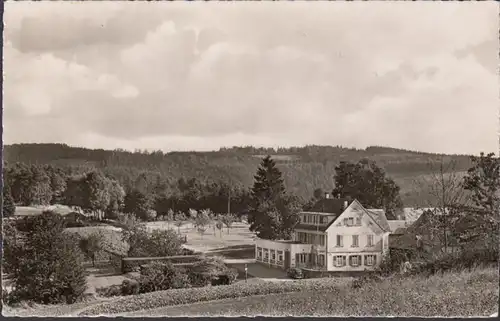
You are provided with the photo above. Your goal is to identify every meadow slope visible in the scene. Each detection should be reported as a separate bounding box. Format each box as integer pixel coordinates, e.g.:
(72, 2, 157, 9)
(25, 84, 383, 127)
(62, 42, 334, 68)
(80, 268, 498, 317)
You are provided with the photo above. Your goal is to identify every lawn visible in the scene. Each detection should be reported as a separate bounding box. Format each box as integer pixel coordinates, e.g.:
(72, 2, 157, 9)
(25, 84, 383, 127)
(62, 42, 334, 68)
(65, 226, 128, 255)
(118, 268, 498, 317)
(14, 205, 73, 217)
(145, 221, 256, 253)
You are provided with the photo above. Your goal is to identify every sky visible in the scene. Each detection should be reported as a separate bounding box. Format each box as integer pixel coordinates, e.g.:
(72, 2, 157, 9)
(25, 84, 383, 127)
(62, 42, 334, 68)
(3, 2, 499, 156)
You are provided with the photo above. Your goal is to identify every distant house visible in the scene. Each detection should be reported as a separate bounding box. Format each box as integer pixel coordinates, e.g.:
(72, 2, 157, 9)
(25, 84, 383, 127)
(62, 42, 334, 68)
(389, 208, 461, 258)
(255, 197, 391, 272)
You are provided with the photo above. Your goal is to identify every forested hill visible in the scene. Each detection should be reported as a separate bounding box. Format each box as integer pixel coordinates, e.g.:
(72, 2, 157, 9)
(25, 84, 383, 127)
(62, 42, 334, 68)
(3, 143, 474, 207)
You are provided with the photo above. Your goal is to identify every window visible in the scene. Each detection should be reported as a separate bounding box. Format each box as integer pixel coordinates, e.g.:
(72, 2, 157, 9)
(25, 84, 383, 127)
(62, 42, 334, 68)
(264, 249, 269, 260)
(352, 235, 359, 247)
(257, 247, 262, 260)
(271, 250, 276, 260)
(350, 255, 361, 267)
(336, 235, 343, 247)
(364, 255, 376, 266)
(343, 218, 348, 226)
(356, 217, 361, 226)
(297, 253, 307, 263)
(277, 251, 283, 262)
(319, 254, 325, 267)
(334, 255, 346, 267)
(320, 235, 325, 246)
(367, 235, 374, 247)
(302, 215, 306, 223)
(348, 218, 354, 226)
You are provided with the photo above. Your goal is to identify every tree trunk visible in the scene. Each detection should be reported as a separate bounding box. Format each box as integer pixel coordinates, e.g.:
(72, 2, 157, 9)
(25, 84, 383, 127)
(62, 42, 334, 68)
(92, 254, 96, 267)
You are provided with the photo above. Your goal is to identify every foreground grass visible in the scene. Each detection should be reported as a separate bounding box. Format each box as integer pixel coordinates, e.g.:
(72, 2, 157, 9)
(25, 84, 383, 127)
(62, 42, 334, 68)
(78, 278, 352, 316)
(100, 268, 498, 317)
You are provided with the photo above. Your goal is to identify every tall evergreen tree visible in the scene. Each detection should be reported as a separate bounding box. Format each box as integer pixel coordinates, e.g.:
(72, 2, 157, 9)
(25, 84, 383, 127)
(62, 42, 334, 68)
(248, 156, 300, 240)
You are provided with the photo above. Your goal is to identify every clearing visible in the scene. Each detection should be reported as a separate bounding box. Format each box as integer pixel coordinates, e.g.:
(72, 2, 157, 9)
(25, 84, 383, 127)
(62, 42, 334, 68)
(145, 221, 256, 253)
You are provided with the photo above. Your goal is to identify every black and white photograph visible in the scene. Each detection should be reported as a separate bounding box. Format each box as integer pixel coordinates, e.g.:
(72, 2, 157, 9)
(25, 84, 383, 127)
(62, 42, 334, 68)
(2, 1, 499, 317)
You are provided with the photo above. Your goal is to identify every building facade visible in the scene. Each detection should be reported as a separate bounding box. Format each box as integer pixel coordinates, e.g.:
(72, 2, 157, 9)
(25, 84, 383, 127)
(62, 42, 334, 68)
(255, 198, 391, 272)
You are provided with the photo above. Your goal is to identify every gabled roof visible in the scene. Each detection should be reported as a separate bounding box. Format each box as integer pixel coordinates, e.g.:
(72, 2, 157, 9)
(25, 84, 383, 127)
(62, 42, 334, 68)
(365, 209, 391, 233)
(387, 220, 408, 233)
(403, 207, 434, 223)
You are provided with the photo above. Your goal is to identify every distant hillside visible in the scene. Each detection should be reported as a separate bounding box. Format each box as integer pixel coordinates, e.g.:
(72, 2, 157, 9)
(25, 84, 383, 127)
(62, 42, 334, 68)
(3, 143, 474, 207)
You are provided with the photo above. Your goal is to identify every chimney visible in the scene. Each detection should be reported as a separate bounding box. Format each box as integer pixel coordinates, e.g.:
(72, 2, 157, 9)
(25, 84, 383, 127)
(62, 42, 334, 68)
(325, 193, 330, 199)
(343, 200, 348, 210)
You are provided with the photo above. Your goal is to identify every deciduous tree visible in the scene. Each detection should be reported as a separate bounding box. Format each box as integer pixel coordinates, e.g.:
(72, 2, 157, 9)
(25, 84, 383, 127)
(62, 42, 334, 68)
(332, 159, 403, 219)
(461, 152, 500, 250)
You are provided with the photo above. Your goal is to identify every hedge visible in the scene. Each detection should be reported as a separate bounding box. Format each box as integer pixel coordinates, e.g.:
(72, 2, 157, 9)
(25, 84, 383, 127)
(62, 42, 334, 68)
(121, 255, 202, 273)
(79, 278, 351, 316)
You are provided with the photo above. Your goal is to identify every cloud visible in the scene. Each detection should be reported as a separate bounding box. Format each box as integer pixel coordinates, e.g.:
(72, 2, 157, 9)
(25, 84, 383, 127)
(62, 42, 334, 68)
(3, 2, 498, 155)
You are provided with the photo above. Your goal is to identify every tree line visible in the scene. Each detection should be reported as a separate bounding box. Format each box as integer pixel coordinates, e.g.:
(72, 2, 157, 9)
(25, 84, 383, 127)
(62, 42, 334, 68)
(3, 163, 252, 221)
(4, 143, 475, 206)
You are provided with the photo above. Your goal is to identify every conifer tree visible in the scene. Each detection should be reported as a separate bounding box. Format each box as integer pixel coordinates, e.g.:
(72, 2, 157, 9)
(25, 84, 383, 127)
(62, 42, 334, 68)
(248, 156, 301, 239)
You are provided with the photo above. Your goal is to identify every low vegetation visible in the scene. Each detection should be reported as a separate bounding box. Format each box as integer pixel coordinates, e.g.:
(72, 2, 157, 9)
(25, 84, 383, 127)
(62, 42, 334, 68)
(96, 256, 239, 298)
(124, 268, 498, 317)
(79, 278, 352, 316)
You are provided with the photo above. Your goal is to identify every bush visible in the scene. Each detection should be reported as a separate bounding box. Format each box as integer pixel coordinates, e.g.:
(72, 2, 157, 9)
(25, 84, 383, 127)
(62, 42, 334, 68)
(412, 247, 499, 276)
(79, 278, 351, 316)
(138, 262, 191, 294)
(121, 280, 140, 296)
(351, 273, 383, 289)
(187, 256, 237, 287)
(96, 284, 122, 298)
(6, 212, 88, 305)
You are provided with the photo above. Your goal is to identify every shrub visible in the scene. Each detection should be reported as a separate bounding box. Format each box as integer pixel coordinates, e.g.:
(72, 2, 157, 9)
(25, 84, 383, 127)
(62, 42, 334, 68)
(138, 262, 191, 294)
(351, 273, 383, 289)
(96, 284, 122, 298)
(6, 212, 88, 305)
(120, 280, 140, 296)
(187, 256, 237, 287)
(412, 247, 499, 276)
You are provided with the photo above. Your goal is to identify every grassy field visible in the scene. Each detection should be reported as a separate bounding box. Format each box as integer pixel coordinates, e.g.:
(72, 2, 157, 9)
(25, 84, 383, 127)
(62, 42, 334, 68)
(14, 205, 73, 217)
(65, 226, 128, 255)
(120, 268, 498, 317)
(145, 221, 256, 253)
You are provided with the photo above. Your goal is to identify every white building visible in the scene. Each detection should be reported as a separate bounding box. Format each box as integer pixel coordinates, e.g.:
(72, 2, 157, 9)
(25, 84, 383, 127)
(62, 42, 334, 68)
(255, 197, 392, 272)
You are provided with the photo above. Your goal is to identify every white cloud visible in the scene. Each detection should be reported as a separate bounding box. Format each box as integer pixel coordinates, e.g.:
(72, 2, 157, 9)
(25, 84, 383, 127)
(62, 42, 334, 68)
(3, 2, 498, 155)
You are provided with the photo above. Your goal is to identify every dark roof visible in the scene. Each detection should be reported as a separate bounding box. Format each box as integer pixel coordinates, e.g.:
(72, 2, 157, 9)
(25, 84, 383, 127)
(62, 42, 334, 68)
(296, 198, 350, 232)
(307, 198, 349, 214)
